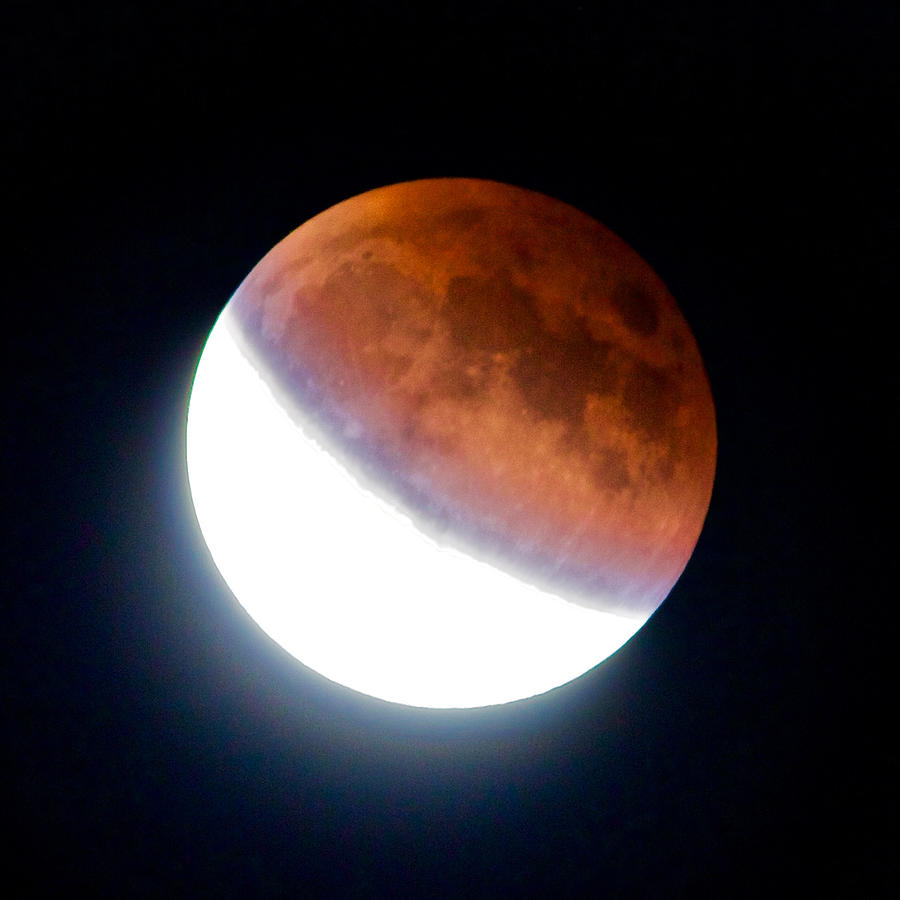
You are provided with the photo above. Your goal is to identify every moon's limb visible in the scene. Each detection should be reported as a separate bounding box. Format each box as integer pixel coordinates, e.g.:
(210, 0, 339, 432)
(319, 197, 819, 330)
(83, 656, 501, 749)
(187, 312, 644, 709)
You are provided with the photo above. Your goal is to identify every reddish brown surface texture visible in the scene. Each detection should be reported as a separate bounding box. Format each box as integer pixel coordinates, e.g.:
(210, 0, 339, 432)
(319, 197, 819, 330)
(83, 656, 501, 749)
(228, 179, 717, 617)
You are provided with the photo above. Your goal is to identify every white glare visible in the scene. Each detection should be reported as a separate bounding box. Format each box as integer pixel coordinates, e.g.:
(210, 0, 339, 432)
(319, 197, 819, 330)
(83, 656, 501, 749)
(186, 311, 644, 708)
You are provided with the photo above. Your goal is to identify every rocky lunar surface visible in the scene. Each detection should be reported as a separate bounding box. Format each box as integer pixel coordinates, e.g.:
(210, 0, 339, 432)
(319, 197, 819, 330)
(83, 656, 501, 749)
(227, 179, 717, 618)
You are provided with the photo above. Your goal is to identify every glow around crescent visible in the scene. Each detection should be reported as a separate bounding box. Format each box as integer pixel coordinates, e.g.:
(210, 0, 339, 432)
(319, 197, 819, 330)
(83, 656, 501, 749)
(186, 309, 645, 709)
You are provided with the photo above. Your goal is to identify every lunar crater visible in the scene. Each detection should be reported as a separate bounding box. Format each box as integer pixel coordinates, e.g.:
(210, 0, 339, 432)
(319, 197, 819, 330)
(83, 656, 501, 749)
(611, 279, 661, 336)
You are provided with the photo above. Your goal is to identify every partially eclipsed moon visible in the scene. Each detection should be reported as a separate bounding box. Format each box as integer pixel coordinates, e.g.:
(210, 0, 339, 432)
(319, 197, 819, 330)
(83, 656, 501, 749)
(186, 178, 716, 709)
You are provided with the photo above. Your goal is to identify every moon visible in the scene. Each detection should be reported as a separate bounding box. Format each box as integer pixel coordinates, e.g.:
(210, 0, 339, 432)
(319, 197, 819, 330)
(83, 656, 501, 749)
(186, 178, 716, 708)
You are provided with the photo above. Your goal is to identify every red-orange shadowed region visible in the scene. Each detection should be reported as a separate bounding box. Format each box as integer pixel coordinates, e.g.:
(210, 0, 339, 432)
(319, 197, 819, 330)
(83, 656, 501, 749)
(227, 179, 716, 618)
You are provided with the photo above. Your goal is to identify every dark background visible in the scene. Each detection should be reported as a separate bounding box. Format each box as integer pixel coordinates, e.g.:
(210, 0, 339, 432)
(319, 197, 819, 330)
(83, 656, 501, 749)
(6, 1, 895, 895)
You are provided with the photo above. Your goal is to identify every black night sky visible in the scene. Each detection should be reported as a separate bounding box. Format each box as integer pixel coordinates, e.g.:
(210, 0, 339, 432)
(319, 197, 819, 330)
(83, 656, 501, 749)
(7, 2, 894, 895)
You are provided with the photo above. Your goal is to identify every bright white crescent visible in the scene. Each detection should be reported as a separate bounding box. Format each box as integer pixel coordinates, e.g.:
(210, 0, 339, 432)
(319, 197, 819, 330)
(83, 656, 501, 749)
(186, 308, 644, 709)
